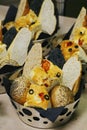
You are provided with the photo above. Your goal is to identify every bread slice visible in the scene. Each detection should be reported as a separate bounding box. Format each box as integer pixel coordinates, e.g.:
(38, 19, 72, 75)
(23, 43, 42, 78)
(7, 27, 32, 66)
(15, 0, 29, 21)
(62, 56, 82, 95)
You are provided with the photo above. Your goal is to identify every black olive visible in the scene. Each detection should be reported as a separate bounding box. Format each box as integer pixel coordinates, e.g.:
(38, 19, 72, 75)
(74, 45, 79, 48)
(29, 89, 34, 94)
(68, 48, 72, 52)
(44, 95, 49, 100)
(56, 72, 61, 77)
(80, 31, 84, 35)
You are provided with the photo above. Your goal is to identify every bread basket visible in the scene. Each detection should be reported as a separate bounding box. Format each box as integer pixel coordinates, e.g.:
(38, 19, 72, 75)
(3, 46, 83, 128)
(3, 73, 82, 129)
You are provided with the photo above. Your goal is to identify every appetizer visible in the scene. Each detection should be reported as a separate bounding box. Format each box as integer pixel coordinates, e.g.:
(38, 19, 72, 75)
(70, 7, 87, 54)
(10, 43, 82, 109)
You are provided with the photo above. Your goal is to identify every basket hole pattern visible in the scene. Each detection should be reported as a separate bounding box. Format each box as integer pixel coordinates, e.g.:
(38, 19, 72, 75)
(11, 99, 80, 127)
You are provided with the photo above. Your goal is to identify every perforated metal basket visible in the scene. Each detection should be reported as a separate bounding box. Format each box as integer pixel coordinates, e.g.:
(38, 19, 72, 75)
(10, 98, 80, 128)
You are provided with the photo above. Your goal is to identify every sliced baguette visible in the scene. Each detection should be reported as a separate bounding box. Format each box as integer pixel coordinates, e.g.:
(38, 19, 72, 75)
(62, 56, 82, 95)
